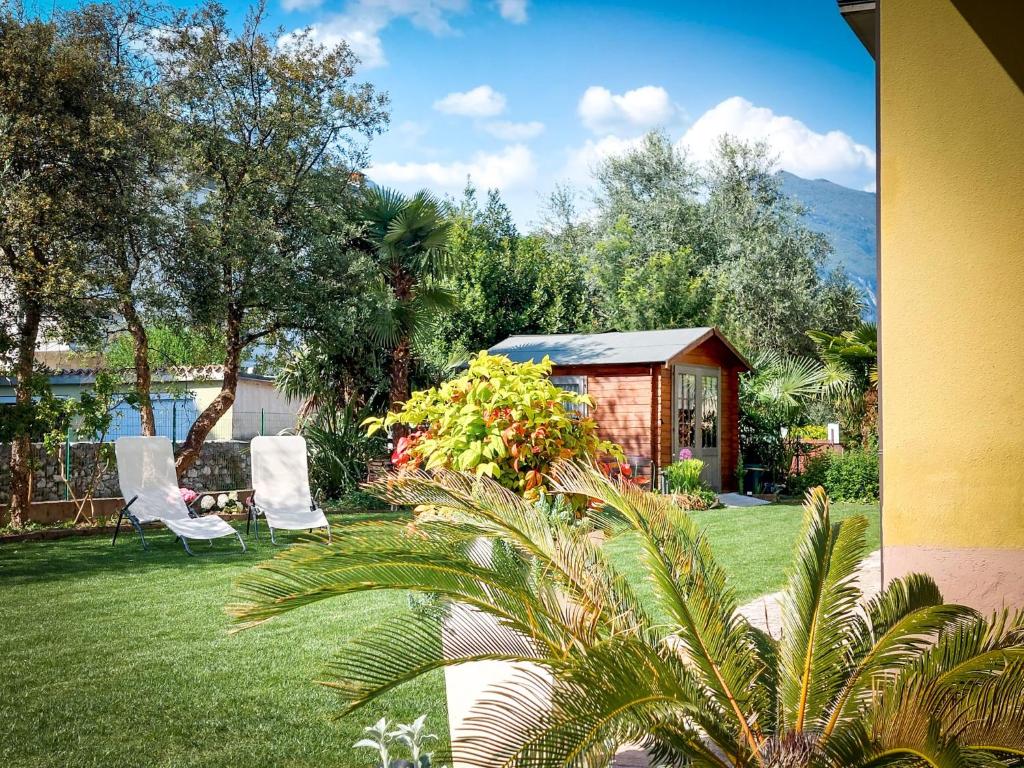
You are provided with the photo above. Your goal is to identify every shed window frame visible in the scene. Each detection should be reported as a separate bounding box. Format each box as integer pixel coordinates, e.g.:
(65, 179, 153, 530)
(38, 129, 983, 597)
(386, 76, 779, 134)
(550, 375, 588, 415)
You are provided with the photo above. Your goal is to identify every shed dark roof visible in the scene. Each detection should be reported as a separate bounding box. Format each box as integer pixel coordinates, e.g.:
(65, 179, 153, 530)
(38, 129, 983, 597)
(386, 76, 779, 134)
(489, 328, 751, 370)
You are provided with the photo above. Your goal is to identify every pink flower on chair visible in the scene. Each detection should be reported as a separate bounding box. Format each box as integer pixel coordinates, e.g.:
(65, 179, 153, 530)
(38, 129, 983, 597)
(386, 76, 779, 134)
(678, 448, 693, 461)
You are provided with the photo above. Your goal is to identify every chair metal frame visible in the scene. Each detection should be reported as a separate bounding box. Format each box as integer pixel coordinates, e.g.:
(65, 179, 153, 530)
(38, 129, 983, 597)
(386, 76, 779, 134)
(112, 494, 246, 556)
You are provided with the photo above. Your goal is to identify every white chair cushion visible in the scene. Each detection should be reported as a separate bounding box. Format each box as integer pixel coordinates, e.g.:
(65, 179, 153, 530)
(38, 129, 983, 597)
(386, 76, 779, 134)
(251, 436, 328, 530)
(115, 437, 237, 540)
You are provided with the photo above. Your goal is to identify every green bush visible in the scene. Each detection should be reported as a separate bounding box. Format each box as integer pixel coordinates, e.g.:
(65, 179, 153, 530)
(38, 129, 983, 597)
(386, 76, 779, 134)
(664, 458, 706, 493)
(789, 449, 878, 502)
(304, 402, 385, 501)
(365, 352, 623, 501)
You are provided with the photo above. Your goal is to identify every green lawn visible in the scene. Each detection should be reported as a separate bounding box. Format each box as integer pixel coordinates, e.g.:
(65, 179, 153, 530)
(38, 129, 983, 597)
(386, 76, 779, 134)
(605, 500, 881, 620)
(0, 513, 448, 768)
(0, 500, 879, 767)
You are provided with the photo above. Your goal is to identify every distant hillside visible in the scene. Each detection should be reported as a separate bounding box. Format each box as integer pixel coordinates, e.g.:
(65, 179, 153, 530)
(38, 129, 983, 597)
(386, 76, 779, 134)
(778, 170, 877, 316)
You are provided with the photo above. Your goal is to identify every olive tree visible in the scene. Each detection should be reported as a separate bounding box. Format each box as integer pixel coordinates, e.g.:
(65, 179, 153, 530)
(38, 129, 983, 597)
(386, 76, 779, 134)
(154, 0, 388, 476)
(0, 8, 126, 525)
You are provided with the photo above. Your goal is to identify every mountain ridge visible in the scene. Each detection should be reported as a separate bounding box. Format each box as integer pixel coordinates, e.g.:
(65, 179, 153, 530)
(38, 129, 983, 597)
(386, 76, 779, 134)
(778, 170, 877, 315)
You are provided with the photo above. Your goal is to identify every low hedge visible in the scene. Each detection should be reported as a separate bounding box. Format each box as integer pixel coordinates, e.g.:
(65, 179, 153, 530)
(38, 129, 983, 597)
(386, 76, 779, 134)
(789, 449, 879, 502)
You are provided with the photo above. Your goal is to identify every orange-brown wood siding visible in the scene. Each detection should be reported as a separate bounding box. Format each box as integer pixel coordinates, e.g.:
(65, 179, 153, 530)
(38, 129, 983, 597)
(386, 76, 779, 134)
(552, 335, 742, 491)
(551, 365, 652, 459)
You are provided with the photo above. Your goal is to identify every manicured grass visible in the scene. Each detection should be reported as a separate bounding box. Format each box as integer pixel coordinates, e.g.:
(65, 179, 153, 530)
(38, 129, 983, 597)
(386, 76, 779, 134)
(605, 500, 881, 617)
(0, 513, 448, 768)
(0, 500, 879, 767)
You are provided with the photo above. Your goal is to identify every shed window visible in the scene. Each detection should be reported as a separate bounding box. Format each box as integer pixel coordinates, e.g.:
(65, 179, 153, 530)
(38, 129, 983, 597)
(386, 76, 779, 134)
(550, 375, 588, 415)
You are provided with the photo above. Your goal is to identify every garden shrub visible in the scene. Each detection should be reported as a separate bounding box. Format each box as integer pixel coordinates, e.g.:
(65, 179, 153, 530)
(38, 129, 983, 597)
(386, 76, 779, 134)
(364, 352, 624, 501)
(789, 449, 879, 502)
(304, 402, 386, 502)
(668, 488, 719, 511)
(664, 457, 705, 493)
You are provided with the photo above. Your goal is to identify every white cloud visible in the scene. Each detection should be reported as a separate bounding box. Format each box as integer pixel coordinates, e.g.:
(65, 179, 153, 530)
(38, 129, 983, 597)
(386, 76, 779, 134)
(483, 120, 544, 141)
(497, 0, 528, 23)
(680, 96, 876, 186)
(368, 144, 536, 191)
(434, 85, 507, 117)
(578, 85, 678, 135)
(863, 180, 877, 193)
(281, 0, 468, 69)
(563, 134, 646, 183)
(281, 0, 323, 12)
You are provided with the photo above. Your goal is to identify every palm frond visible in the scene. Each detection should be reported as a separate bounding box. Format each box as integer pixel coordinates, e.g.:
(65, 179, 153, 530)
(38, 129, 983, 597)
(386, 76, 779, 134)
(550, 462, 767, 762)
(778, 487, 867, 733)
(822, 574, 977, 738)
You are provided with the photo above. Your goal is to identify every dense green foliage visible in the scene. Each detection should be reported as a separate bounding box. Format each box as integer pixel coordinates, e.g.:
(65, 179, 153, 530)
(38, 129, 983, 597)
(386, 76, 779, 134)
(104, 325, 226, 370)
(790, 449, 880, 502)
(234, 468, 1023, 766)
(0, 5, 140, 522)
(541, 132, 862, 355)
(304, 402, 386, 501)
(419, 187, 592, 378)
(366, 353, 623, 500)
(810, 322, 878, 448)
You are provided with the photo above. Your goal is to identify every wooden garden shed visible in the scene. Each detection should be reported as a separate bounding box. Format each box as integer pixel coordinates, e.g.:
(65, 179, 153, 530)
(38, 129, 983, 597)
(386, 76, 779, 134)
(489, 328, 751, 491)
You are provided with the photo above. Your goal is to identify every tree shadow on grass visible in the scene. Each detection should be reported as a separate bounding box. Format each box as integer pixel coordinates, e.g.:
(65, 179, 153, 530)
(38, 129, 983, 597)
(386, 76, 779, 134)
(0, 511, 410, 585)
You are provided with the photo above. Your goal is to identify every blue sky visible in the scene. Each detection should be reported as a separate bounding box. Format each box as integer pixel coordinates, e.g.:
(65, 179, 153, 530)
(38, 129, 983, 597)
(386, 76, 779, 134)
(176, 0, 878, 226)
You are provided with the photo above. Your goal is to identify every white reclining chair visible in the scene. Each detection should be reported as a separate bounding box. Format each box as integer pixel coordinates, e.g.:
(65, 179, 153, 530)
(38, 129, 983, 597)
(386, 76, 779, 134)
(248, 435, 330, 544)
(112, 436, 246, 555)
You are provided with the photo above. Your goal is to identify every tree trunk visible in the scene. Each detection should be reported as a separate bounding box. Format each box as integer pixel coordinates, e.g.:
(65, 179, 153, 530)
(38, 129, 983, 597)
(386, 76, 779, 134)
(120, 299, 155, 436)
(8, 301, 42, 528)
(389, 335, 411, 440)
(174, 309, 243, 479)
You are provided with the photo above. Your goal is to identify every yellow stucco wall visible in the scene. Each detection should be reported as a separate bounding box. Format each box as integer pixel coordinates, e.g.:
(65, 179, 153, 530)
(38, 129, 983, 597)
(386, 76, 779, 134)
(880, 0, 1024, 549)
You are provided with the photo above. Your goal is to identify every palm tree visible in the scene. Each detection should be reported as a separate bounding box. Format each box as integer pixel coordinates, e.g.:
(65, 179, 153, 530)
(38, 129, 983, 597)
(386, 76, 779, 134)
(355, 187, 455, 422)
(808, 323, 879, 447)
(745, 351, 828, 423)
(232, 466, 1024, 767)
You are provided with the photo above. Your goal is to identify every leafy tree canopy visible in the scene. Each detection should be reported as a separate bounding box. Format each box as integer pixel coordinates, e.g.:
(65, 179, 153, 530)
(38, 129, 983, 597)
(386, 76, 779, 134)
(419, 185, 593, 381)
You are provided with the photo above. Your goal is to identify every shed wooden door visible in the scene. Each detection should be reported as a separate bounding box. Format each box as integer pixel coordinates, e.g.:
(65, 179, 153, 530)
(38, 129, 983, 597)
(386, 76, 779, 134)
(672, 365, 722, 490)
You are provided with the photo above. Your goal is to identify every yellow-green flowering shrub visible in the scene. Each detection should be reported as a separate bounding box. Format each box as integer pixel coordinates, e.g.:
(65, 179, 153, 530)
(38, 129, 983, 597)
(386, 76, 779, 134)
(364, 352, 624, 499)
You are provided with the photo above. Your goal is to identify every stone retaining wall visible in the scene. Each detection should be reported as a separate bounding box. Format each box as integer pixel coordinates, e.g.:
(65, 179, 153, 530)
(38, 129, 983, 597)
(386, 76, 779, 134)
(0, 440, 251, 504)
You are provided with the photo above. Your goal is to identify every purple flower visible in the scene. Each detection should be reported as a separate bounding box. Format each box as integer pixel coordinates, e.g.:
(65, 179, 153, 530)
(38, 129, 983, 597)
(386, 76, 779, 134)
(678, 448, 693, 461)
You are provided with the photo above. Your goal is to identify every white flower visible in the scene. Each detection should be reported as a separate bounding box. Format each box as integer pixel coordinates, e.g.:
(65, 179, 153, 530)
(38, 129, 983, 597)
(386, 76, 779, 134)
(228, 490, 238, 502)
(217, 493, 229, 509)
(200, 495, 216, 511)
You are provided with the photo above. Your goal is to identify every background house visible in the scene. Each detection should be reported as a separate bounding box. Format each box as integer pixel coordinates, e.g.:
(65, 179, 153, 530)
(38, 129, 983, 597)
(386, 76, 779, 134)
(0, 365, 300, 442)
(490, 328, 750, 491)
(839, 0, 1024, 610)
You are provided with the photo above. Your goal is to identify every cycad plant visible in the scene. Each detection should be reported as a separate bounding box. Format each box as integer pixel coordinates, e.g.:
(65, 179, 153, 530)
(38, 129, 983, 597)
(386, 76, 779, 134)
(231, 465, 1024, 767)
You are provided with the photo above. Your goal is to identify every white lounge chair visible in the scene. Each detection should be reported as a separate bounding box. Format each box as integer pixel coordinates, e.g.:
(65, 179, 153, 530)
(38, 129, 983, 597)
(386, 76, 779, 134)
(248, 435, 330, 544)
(112, 436, 246, 555)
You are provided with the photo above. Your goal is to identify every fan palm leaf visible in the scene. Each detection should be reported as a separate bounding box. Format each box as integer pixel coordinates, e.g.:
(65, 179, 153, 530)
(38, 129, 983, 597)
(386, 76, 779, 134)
(230, 464, 1024, 767)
